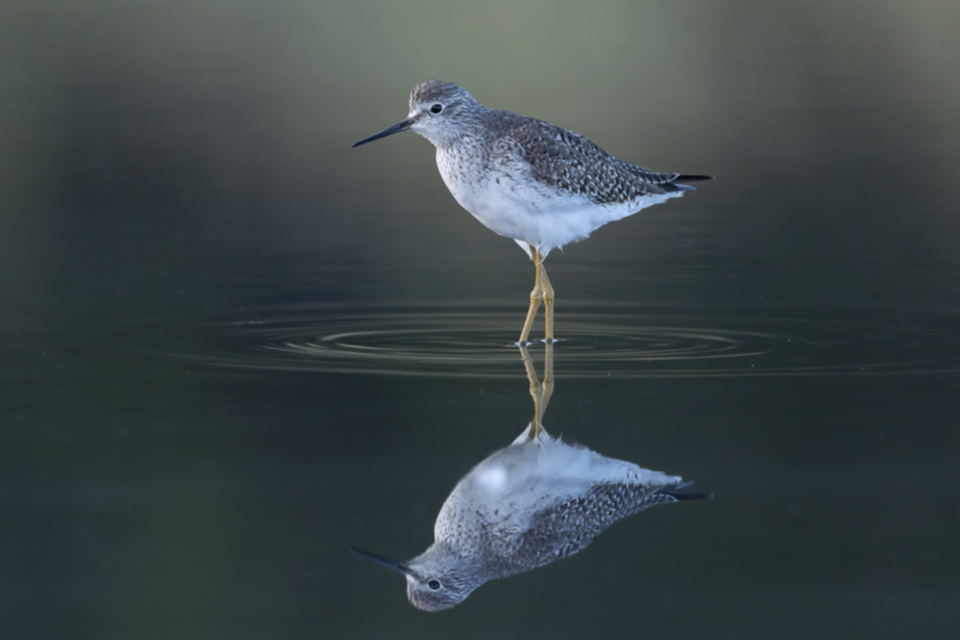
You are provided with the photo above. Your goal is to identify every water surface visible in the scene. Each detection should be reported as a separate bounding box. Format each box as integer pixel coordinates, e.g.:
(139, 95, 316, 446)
(2, 1, 959, 638)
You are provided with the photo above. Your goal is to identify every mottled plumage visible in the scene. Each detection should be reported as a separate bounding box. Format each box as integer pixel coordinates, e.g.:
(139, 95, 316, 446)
(353, 80, 711, 343)
(357, 79, 708, 256)
(353, 426, 707, 611)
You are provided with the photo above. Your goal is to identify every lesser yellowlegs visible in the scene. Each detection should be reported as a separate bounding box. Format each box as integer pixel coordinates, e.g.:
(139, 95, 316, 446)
(351, 343, 709, 610)
(352, 421, 707, 611)
(353, 80, 711, 344)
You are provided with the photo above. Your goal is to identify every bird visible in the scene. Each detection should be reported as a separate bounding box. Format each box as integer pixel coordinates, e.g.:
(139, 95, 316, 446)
(352, 424, 709, 611)
(353, 80, 711, 345)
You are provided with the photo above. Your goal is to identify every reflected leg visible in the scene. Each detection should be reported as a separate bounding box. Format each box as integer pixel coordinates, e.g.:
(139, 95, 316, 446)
(540, 339, 554, 418)
(518, 343, 544, 438)
(518, 341, 555, 439)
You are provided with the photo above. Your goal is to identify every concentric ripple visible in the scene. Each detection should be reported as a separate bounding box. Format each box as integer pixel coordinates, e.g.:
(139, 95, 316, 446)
(176, 303, 960, 378)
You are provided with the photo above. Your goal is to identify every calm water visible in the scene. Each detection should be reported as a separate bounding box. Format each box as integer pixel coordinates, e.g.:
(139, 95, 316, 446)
(2, 1, 960, 638)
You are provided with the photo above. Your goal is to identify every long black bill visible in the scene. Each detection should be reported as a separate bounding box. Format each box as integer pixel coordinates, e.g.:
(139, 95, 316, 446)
(350, 546, 410, 576)
(352, 119, 412, 148)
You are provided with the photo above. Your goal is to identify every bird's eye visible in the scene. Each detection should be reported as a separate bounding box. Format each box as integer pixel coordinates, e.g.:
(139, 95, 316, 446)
(427, 579, 442, 590)
(430, 103, 443, 114)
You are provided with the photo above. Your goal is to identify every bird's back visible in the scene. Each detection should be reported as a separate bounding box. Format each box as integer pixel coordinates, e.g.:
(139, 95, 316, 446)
(433, 428, 686, 577)
(490, 111, 695, 204)
(500, 477, 686, 576)
(435, 109, 707, 254)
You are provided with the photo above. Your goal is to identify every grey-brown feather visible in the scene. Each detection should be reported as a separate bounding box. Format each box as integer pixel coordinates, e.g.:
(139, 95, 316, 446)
(410, 80, 704, 207)
(480, 110, 690, 206)
(486, 482, 682, 579)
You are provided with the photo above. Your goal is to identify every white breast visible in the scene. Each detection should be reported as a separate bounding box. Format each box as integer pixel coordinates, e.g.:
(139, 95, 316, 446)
(435, 146, 681, 256)
(433, 426, 679, 543)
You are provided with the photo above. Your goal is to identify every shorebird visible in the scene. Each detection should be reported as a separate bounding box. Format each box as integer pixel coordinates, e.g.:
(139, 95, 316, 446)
(351, 343, 709, 610)
(353, 80, 711, 344)
(352, 423, 707, 611)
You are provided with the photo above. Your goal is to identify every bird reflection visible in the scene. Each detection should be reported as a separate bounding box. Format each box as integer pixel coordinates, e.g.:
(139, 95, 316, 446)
(353, 343, 708, 611)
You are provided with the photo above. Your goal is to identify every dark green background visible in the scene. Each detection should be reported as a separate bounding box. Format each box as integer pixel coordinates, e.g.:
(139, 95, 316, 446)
(2, 1, 959, 638)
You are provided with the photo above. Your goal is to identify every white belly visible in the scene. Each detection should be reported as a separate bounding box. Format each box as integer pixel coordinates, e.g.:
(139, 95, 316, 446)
(435, 147, 680, 257)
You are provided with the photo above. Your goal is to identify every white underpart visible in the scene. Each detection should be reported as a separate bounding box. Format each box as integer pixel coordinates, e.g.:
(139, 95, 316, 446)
(433, 425, 680, 542)
(434, 146, 683, 260)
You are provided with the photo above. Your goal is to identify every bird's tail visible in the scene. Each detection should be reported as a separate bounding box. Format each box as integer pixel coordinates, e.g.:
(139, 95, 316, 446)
(665, 481, 713, 501)
(668, 490, 713, 500)
(674, 174, 714, 183)
(666, 174, 714, 192)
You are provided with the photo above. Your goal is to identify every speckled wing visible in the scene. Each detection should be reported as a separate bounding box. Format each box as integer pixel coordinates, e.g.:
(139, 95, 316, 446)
(491, 482, 683, 576)
(480, 482, 686, 579)
(491, 114, 685, 205)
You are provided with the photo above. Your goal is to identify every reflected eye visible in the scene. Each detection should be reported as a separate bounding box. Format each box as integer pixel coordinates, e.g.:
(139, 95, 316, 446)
(427, 579, 442, 590)
(430, 103, 443, 114)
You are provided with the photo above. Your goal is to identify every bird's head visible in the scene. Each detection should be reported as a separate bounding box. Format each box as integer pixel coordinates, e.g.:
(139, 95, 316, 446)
(353, 80, 483, 149)
(351, 542, 482, 612)
(403, 542, 481, 611)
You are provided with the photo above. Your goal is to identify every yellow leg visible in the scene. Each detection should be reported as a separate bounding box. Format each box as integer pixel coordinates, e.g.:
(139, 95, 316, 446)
(540, 263, 555, 344)
(517, 248, 543, 346)
(518, 343, 543, 438)
(518, 340, 555, 439)
(541, 339, 554, 417)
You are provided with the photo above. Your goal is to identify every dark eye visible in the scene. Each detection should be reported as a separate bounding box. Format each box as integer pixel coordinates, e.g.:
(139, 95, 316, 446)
(427, 579, 441, 590)
(430, 103, 443, 114)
